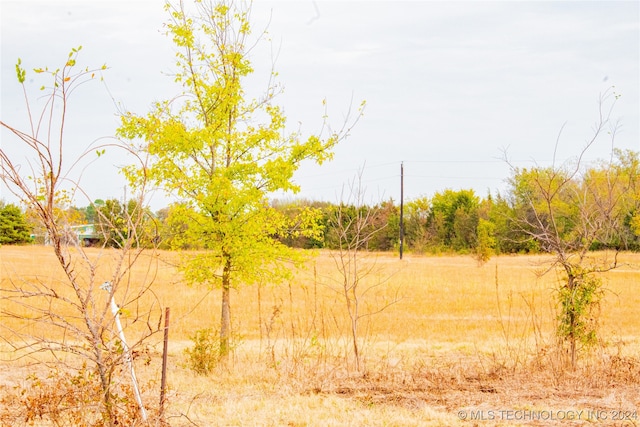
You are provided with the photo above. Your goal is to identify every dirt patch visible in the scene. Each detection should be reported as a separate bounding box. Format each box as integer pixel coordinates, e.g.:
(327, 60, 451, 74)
(305, 355, 640, 426)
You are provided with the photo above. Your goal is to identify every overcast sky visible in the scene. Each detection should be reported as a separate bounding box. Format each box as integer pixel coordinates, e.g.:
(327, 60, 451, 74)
(1, 1, 638, 210)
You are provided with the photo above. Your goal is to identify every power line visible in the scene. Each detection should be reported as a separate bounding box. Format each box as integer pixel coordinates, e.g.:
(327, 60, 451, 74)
(405, 175, 504, 180)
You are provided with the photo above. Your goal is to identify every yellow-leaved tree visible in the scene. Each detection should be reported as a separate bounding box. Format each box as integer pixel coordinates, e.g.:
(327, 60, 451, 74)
(117, 0, 363, 360)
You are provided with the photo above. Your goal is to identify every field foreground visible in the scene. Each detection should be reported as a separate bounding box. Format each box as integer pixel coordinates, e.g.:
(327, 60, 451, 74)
(1, 246, 639, 426)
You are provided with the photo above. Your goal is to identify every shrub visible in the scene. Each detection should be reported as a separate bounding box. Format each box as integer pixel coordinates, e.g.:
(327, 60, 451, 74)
(185, 328, 221, 375)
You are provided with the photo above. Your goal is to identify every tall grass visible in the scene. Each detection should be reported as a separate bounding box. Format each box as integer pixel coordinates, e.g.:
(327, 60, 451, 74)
(2, 246, 639, 358)
(2, 246, 639, 426)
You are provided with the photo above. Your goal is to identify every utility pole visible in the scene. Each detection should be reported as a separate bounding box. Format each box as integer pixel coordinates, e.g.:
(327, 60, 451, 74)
(399, 161, 404, 260)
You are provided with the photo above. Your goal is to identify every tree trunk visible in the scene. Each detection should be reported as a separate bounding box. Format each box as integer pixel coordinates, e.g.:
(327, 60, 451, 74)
(93, 335, 115, 426)
(351, 313, 360, 372)
(220, 256, 232, 360)
(567, 273, 577, 369)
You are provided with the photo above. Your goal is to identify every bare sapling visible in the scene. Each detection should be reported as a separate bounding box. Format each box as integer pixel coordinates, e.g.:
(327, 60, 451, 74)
(324, 171, 401, 373)
(0, 47, 162, 425)
(505, 88, 630, 369)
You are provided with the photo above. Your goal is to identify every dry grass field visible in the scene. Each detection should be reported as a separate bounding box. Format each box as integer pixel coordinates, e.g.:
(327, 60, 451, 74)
(1, 246, 639, 426)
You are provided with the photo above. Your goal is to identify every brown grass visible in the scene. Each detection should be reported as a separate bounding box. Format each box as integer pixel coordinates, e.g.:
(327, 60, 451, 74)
(1, 246, 639, 426)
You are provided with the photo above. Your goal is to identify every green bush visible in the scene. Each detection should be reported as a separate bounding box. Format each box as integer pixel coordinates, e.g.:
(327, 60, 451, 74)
(184, 328, 220, 375)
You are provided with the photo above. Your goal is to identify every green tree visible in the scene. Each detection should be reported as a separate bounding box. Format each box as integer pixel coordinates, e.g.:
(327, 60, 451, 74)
(475, 218, 496, 264)
(84, 199, 105, 224)
(0, 203, 32, 244)
(271, 199, 328, 249)
(587, 149, 640, 250)
(95, 198, 151, 248)
(427, 189, 479, 251)
(485, 193, 532, 254)
(117, 0, 361, 358)
(154, 202, 206, 250)
(369, 199, 400, 251)
(507, 166, 579, 252)
(403, 196, 430, 252)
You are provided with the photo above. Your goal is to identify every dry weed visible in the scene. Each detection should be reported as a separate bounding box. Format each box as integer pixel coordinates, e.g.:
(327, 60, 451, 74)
(2, 248, 640, 426)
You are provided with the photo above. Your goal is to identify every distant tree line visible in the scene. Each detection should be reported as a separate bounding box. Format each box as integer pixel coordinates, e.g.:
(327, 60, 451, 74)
(2, 149, 640, 256)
